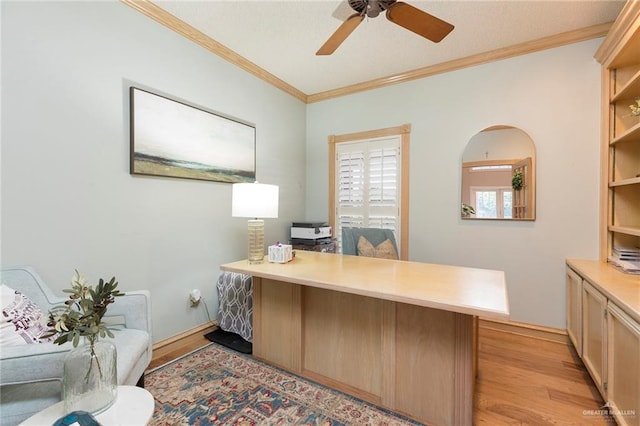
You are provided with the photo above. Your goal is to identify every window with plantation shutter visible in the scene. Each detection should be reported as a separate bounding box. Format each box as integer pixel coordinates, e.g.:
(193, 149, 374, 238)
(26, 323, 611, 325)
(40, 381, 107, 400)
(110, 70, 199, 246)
(329, 125, 409, 259)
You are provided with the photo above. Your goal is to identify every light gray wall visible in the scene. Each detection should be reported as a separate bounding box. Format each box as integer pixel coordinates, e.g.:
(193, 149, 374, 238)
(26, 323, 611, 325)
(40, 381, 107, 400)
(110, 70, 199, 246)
(1, 1, 306, 341)
(306, 40, 602, 329)
(1, 0, 603, 335)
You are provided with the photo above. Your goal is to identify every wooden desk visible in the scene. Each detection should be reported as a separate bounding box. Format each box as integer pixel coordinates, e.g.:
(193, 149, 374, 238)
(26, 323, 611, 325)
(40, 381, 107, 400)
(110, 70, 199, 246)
(222, 251, 509, 425)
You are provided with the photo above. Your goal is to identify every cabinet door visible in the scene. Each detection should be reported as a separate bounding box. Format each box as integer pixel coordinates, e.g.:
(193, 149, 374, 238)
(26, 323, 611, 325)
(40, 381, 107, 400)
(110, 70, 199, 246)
(582, 281, 607, 395)
(607, 303, 640, 426)
(566, 267, 583, 355)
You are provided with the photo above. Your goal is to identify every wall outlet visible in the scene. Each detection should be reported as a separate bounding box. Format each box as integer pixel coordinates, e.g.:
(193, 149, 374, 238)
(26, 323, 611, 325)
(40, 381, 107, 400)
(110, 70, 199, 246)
(189, 289, 201, 307)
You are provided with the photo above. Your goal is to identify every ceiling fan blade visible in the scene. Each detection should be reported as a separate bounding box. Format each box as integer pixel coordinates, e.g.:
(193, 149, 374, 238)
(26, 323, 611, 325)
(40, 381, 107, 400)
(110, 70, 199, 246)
(316, 13, 364, 55)
(386, 2, 454, 43)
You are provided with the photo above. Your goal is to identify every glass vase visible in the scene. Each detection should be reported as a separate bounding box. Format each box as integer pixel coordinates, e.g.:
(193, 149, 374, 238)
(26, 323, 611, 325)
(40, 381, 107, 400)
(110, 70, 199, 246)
(63, 339, 118, 415)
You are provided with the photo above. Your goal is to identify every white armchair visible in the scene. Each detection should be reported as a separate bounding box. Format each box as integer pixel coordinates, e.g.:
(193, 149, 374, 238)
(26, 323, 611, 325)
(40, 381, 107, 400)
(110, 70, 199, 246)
(0, 266, 152, 426)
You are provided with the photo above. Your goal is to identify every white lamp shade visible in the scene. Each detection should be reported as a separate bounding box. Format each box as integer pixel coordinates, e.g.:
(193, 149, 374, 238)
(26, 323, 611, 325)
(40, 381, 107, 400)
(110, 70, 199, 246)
(232, 182, 279, 218)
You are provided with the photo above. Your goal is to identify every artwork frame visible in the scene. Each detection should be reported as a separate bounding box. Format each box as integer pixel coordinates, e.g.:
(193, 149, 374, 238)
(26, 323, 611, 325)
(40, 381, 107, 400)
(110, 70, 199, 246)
(129, 87, 256, 183)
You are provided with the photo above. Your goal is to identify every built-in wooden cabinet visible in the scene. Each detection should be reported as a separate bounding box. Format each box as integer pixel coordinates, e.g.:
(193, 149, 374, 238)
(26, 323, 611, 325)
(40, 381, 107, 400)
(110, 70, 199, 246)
(566, 6, 640, 424)
(607, 302, 640, 426)
(582, 281, 607, 394)
(567, 260, 640, 426)
(595, 1, 640, 263)
(566, 268, 583, 355)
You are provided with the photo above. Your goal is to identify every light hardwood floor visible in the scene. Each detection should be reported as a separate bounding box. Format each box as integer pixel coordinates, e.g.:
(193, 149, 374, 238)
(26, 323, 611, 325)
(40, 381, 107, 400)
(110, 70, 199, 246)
(146, 324, 612, 425)
(474, 326, 612, 425)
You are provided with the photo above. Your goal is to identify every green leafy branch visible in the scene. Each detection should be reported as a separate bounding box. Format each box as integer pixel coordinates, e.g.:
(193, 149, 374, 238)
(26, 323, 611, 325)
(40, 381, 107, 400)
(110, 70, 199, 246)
(45, 270, 124, 348)
(462, 203, 476, 217)
(512, 171, 524, 191)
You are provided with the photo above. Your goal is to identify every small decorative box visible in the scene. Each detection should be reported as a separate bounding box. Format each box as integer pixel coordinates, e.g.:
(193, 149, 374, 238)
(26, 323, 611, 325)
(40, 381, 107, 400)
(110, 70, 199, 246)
(268, 244, 293, 263)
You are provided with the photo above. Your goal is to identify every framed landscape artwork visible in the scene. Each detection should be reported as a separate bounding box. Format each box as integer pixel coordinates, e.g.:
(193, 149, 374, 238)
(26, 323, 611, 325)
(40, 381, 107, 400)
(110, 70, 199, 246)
(130, 87, 256, 183)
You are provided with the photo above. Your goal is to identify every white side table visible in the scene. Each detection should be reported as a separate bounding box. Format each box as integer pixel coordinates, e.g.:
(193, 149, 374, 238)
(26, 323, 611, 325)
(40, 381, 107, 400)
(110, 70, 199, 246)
(20, 386, 155, 426)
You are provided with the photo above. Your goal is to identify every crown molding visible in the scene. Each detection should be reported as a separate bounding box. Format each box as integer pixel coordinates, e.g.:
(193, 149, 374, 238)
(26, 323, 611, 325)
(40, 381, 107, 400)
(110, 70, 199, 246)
(123, 0, 611, 105)
(307, 22, 611, 103)
(121, 0, 308, 103)
(594, 1, 640, 67)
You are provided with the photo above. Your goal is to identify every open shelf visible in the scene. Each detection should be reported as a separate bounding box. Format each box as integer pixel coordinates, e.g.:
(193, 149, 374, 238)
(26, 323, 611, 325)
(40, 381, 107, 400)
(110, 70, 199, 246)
(610, 120, 640, 145)
(612, 68, 640, 102)
(611, 184, 640, 230)
(609, 225, 640, 238)
(610, 177, 640, 187)
(598, 2, 640, 266)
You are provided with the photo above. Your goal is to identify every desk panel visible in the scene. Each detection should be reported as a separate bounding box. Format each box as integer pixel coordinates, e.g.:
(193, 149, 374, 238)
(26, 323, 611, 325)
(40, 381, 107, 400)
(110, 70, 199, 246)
(253, 278, 301, 372)
(396, 304, 456, 425)
(303, 288, 383, 399)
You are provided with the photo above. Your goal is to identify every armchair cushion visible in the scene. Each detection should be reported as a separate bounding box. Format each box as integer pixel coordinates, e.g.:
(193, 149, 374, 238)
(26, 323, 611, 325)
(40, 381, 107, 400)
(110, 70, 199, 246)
(356, 236, 398, 260)
(341, 227, 399, 259)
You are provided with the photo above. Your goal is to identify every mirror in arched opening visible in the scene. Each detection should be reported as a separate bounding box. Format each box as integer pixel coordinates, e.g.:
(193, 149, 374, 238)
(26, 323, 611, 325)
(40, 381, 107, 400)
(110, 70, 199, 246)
(461, 126, 536, 220)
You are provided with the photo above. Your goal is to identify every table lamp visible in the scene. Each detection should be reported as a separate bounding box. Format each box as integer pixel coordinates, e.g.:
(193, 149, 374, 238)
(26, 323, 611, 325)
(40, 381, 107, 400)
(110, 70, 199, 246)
(232, 182, 279, 264)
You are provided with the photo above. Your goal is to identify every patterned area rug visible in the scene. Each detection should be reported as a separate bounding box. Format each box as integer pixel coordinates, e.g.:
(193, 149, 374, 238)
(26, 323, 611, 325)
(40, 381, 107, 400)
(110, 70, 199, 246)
(146, 342, 423, 425)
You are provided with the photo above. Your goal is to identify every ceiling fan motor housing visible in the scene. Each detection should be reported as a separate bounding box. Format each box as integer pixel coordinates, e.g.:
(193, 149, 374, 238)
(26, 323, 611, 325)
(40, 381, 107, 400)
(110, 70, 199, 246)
(317, 0, 454, 55)
(348, 0, 397, 17)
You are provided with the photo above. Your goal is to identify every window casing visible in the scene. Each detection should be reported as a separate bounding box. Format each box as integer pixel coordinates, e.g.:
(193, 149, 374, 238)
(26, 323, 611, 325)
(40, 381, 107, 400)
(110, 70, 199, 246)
(329, 125, 410, 259)
(470, 186, 513, 219)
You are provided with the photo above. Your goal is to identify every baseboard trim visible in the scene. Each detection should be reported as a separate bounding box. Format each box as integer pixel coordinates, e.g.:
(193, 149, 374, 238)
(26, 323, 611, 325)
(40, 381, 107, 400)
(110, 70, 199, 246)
(151, 321, 217, 363)
(151, 319, 568, 365)
(479, 318, 569, 345)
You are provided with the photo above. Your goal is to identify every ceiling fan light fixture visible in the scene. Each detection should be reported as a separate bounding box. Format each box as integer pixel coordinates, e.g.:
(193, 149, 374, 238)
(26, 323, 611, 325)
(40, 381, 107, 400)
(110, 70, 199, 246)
(366, 3, 381, 18)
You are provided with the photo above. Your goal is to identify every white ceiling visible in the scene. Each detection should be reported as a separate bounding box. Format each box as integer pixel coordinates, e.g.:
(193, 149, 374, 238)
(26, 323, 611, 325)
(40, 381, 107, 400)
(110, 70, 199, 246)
(152, 0, 625, 96)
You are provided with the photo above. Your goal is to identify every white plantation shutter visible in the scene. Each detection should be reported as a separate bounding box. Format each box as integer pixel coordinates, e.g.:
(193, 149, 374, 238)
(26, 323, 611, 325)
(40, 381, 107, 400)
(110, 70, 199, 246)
(338, 150, 364, 209)
(335, 136, 401, 254)
(337, 149, 366, 237)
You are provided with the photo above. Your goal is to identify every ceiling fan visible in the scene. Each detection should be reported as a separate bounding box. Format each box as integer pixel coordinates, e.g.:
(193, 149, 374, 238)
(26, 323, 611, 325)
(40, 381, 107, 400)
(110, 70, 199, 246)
(316, 0, 454, 55)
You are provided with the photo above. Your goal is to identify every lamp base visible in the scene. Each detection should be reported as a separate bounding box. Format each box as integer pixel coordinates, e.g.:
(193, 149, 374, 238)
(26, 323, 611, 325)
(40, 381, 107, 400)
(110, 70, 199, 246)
(247, 219, 265, 264)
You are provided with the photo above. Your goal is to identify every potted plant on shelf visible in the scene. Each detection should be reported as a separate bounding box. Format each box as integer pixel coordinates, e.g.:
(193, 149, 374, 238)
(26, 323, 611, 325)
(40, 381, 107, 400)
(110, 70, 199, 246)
(629, 97, 640, 118)
(46, 270, 124, 415)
